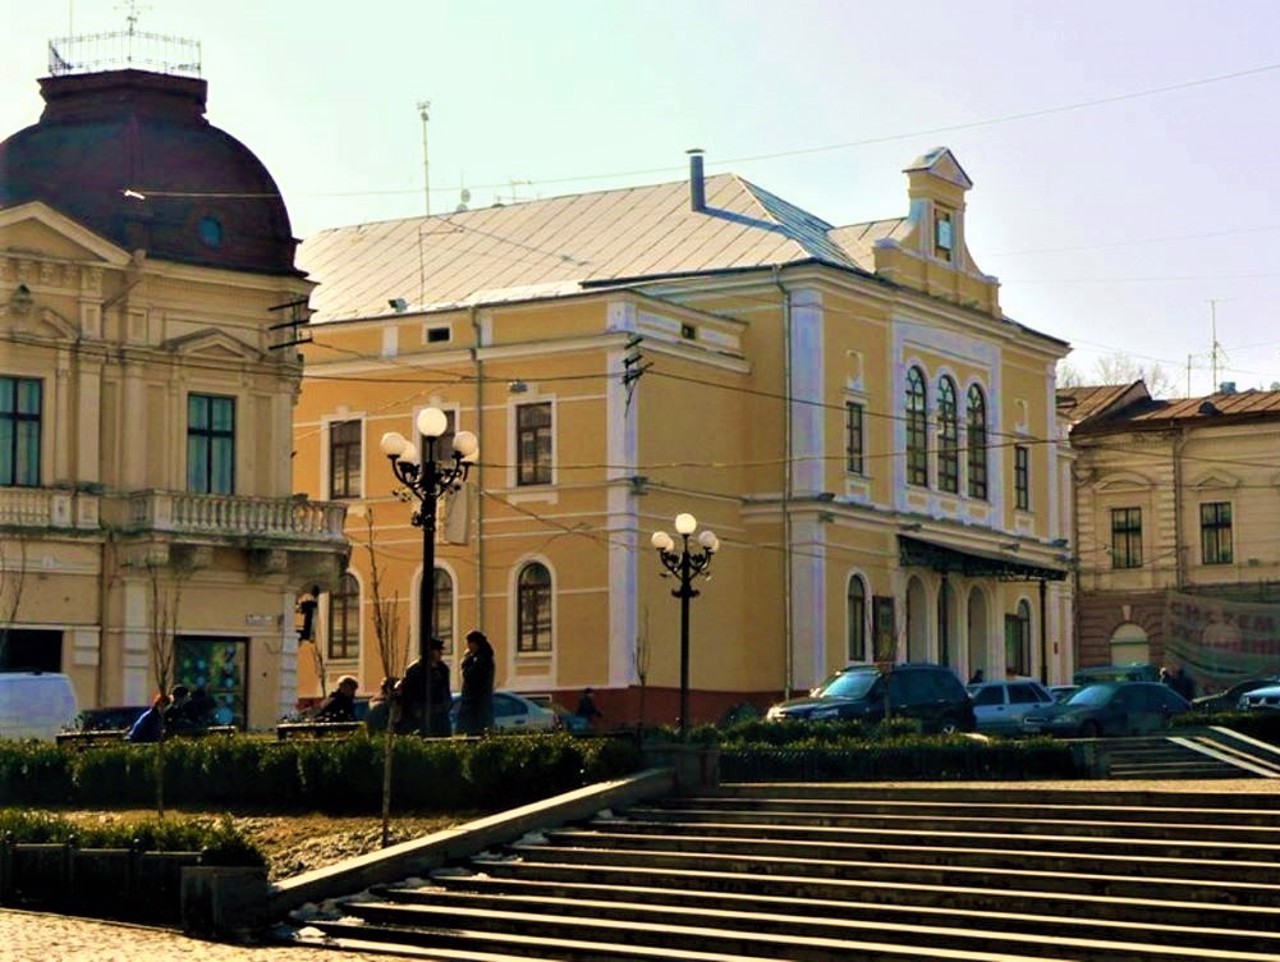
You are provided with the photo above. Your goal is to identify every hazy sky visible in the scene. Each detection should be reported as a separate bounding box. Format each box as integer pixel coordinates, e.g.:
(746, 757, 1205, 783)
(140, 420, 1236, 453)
(4, 0, 1280, 397)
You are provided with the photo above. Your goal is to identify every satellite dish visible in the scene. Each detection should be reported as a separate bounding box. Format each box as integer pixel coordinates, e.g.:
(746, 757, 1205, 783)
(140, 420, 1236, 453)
(460, 188, 471, 203)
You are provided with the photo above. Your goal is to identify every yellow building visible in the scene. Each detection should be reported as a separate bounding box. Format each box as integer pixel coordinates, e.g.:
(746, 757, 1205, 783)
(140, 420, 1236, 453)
(294, 148, 1073, 724)
(1064, 381, 1280, 693)
(0, 60, 347, 727)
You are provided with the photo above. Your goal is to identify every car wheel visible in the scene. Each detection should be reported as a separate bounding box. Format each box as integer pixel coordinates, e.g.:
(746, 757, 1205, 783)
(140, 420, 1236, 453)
(939, 715, 961, 735)
(1079, 720, 1102, 738)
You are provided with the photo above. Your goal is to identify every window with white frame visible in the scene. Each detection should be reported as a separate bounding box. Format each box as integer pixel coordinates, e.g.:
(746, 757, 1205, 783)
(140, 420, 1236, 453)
(937, 376, 959, 493)
(187, 394, 235, 495)
(328, 419, 362, 499)
(847, 575, 867, 662)
(845, 401, 865, 476)
(966, 384, 988, 501)
(905, 366, 928, 487)
(516, 402, 552, 486)
(516, 562, 553, 653)
(328, 572, 360, 660)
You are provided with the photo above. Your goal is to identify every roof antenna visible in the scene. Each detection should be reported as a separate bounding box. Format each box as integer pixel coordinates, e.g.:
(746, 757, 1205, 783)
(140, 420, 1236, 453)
(417, 99, 431, 216)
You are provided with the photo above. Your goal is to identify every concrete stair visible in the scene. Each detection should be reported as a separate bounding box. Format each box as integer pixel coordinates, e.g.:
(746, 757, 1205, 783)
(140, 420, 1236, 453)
(1093, 728, 1280, 779)
(290, 783, 1280, 961)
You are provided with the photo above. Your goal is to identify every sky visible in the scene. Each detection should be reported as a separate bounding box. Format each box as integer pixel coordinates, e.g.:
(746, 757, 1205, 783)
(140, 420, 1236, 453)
(3, 0, 1280, 397)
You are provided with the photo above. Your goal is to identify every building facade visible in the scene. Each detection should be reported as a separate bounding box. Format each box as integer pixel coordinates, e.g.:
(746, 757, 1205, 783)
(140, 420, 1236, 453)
(293, 148, 1073, 724)
(1065, 381, 1280, 694)
(0, 64, 347, 727)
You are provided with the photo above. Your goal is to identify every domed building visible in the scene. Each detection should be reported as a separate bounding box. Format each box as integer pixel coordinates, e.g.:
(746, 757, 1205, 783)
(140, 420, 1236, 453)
(0, 57, 347, 730)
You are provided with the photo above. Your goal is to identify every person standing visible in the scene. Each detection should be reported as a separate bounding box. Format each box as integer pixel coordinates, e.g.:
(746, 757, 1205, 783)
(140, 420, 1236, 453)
(455, 630, 495, 735)
(127, 693, 169, 743)
(425, 637, 454, 736)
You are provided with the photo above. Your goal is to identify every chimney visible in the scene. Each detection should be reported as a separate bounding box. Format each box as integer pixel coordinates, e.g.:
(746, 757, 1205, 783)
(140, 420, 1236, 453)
(1219, 381, 1237, 395)
(687, 148, 705, 212)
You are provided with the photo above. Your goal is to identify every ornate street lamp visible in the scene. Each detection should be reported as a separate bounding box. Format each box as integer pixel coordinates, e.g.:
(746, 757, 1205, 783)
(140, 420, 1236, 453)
(652, 512, 719, 739)
(380, 408, 478, 734)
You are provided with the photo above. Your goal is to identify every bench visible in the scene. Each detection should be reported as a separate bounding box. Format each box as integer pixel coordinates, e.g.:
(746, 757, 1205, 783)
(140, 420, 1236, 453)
(55, 725, 238, 749)
(275, 721, 364, 741)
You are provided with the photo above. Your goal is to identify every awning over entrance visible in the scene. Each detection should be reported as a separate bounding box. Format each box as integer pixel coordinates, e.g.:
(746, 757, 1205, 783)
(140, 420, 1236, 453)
(898, 534, 1067, 582)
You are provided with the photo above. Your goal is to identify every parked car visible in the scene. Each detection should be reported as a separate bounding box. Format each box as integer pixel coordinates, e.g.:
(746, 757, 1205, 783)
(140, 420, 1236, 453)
(1048, 685, 1080, 703)
(1239, 681, 1280, 712)
(449, 690, 560, 732)
(1194, 678, 1279, 713)
(1022, 682, 1190, 738)
(75, 705, 149, 733)
(0, 671, 80, 741)
(966, 680, 1057, 737)
(1072, 664, 1159, 686)
(766, 663, 975, 734)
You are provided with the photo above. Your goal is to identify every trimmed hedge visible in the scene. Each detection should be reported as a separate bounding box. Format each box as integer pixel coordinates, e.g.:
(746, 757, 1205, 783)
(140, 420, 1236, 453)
(0, 808, 264, 866)
(0, 732, 644, 813)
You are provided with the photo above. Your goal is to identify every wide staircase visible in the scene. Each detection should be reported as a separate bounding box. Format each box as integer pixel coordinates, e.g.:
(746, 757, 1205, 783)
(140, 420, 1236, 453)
(289, 783, 1280, 961)
(1096, 727, 1280, 779)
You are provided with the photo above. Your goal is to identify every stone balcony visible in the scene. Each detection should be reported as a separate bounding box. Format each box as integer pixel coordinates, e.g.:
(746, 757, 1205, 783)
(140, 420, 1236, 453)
(121, 490, 347, 545)
(0, 486, 100, 530)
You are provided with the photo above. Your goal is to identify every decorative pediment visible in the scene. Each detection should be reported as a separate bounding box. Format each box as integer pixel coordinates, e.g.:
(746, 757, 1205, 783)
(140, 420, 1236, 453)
(1095, 470, 1156, 492)
(903, 147, 974, 190)
(0, 201, 130, 267)
(0, 294, 80, 341)
(1190, 469, 1242, 490)
(164, 327, 263, 362)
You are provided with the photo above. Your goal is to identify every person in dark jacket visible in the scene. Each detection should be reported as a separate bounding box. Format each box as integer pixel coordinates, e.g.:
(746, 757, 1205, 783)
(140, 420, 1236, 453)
(127, 693, 169, 743)
(575, 687, 603, 727)
(316, 675, 359, 722)
(396, 638, 453, 736)
(455, 630, 495, 735)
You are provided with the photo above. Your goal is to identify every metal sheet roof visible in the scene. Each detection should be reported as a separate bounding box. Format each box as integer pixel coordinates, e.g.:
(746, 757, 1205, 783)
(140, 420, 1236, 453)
(298, 174, 873, 323)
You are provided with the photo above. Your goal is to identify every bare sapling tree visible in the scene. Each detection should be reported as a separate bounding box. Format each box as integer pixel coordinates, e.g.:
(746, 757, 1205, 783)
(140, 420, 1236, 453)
(634, 606, 651, 734)
(0, 535, 29, 670)
(146, 549, 192, 818)
(365, 508, 409, 847)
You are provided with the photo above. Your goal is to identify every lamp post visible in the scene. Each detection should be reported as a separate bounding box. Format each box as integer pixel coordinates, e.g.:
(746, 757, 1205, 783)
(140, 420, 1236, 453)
(651, 512, 719, 739)
(380, 408, 478, 734)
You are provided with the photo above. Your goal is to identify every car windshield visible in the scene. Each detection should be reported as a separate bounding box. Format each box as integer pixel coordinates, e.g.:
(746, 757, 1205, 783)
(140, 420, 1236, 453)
(1064, 685, 1115, 707)
(817, 670, 879, 699)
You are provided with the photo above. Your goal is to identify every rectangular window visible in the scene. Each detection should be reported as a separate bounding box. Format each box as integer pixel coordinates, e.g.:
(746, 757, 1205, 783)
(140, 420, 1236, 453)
(328, 419, 362, 499)
(845, 402, 864, 475)
(0, 376, 41, 487)
(187, 394, 235, 494)
(1014, 445, 1030, 511)
(1110, 507, 1142, 569)
(516, 402, 553, 486)
(1200, 501, 1233, 565)
(934, 210, 953, 262)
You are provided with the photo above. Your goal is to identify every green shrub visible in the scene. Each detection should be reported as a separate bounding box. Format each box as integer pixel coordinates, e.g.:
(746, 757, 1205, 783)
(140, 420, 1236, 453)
(0, 742, 74, 804)
(0, 808, 264, 866)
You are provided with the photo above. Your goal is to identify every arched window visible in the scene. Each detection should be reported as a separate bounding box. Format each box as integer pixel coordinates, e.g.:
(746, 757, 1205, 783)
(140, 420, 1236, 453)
(846, 575, 867, 662)
(517, 563, 553, 653)
(433, 568, 454, 653)
(1005, 599, 1031, 676)
(905, 366, 928, 487)
(966, 384, 988, 500)
(328, 572, 359, 660)
(937, 376, 959, 493)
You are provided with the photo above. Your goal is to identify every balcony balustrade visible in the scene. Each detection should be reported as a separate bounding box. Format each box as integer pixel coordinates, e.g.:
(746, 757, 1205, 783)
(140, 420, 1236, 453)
(0, 487, 99, 529)
(125, 491, 347, 543)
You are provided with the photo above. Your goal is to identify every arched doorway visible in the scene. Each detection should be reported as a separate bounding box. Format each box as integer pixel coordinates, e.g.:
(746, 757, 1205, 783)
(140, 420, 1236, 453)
(906, 576, 929, 663)
(967, 587, 988, 678)
(1108, 622, 1149, 666)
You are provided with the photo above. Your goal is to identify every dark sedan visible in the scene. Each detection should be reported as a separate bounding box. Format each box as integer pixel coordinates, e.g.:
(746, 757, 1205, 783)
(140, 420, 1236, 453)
(1192, 677, 1279, 713)
(1022, 682, 1190, 738)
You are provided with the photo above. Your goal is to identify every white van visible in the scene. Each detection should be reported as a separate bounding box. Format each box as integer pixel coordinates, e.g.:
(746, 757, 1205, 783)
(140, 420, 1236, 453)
(0, 671, 80, 741)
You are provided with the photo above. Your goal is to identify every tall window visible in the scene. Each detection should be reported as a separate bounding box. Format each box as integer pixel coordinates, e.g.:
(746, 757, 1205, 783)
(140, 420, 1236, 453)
(433, 568, 454, 653)
(328, 573, 359, 660)
(845, 401, 865, 475)
(516, 402, 552, 486)
(905, 366, 928, 487)
(187, 394, 235, 494)
(516, 562, 553, 653)
(966, 384, 987, 500)
(328, 419, 362, 499)
(1014, 445, 1030, 511)
(937, 376, 958, 493)
(1110, 507, 1143, 569)
(1004, 599, 1031, 676)
(846, 575, 867, 662)
(1200, 502, 1233, 565)
(0, 376, 41, 487)
(934, 209, 954, 262)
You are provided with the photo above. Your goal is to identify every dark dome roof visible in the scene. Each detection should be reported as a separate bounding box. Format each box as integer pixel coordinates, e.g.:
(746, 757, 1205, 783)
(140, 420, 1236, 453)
(0, 69, 299, 276)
